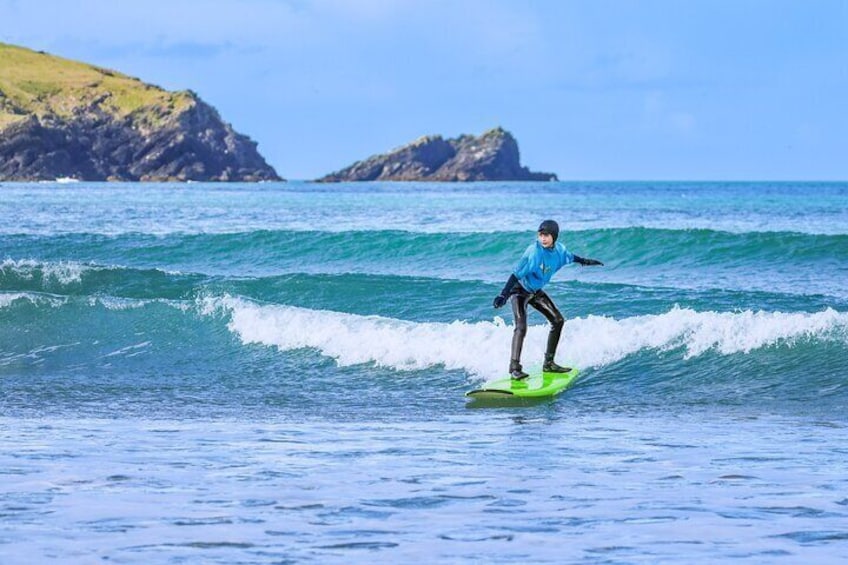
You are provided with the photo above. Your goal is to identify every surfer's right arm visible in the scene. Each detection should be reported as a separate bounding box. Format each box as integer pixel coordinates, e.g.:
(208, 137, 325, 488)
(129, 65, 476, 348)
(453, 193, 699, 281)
(493, 274, 520, 308)
(494, 244, 534, 308)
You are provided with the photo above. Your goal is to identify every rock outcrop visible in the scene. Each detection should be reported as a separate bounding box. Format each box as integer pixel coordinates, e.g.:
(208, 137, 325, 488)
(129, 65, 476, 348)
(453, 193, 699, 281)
(0, 43, 280, 182)
(317, 127, 557, 182)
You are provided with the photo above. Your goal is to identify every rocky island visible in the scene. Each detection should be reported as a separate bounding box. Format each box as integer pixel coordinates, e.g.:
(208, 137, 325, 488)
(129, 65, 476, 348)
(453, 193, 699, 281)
(317, 127, 557, 182)
(0, 43, 280, 182)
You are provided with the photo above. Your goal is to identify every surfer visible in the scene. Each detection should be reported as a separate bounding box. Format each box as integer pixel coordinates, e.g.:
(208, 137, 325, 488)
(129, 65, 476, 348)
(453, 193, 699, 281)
(493, 219, 603, 380)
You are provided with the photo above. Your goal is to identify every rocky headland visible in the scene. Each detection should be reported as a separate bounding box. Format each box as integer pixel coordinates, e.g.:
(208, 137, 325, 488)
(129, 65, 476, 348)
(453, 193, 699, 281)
(317, 127, 557, 182)
(0, 43, 280, 182)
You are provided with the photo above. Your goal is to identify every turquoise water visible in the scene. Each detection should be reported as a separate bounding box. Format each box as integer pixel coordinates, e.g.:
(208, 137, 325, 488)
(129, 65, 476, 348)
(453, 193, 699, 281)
(1, 181, 847, 563)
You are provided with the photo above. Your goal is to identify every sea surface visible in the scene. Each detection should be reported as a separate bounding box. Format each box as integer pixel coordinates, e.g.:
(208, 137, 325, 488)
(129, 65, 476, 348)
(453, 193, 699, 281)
(1, 181, 847, 563)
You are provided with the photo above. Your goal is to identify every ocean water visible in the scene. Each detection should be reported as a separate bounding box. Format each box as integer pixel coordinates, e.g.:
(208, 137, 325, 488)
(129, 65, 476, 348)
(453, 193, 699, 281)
(1, 180, 847, 563)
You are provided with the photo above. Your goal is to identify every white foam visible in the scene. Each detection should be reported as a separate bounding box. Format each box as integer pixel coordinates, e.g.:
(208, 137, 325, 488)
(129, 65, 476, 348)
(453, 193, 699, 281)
(1, 259, 87, 285)
(100, 341, 152, 359)
(0, 292, 66, 309)
(0, 292, 189, 313)
(0, 292, 31, 309)
(202, 297, 848, 380)
(563, 307, 847, 366)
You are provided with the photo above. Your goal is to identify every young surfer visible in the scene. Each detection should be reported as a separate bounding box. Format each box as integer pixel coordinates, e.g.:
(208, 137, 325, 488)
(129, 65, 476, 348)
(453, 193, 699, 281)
(493, 219, 603, 380)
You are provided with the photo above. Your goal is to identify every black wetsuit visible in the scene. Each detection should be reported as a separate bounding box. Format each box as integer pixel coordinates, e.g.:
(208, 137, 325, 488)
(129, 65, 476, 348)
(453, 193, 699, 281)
(509, 284, 565, 365)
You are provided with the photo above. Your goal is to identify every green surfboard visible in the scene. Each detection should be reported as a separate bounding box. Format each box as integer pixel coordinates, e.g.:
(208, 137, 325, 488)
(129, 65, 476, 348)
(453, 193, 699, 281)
(466, 367, 580, 400)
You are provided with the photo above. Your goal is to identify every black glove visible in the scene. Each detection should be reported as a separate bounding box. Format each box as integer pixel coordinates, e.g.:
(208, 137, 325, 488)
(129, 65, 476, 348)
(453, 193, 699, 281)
(493, 293, 508, 308)
(575, 255, 604, 266)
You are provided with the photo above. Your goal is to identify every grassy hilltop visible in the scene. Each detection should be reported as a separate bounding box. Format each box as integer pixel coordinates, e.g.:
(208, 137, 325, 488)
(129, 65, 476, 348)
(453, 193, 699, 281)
(0, 43, 193, 131)
(0, 43, 279, 181)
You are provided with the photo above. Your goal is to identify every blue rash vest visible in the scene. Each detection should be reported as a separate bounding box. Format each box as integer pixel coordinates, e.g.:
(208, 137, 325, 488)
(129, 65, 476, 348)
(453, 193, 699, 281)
(513, 240, 575, 292)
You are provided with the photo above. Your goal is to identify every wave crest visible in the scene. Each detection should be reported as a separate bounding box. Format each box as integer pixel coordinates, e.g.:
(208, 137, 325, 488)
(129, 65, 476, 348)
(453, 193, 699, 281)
(202, 296, 848, 379)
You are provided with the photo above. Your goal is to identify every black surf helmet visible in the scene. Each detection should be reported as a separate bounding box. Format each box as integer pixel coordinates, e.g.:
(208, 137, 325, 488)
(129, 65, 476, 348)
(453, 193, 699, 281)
(538, 219, 559, 243)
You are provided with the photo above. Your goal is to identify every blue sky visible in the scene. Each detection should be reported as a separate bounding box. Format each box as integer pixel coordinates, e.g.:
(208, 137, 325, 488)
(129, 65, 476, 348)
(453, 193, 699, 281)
(2, 0, 847, 180)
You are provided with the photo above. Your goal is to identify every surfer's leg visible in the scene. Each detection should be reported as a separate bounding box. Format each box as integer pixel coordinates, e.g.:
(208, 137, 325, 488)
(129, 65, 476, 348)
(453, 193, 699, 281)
(531, 291, 570, 372)
(509, 292, 532, 379)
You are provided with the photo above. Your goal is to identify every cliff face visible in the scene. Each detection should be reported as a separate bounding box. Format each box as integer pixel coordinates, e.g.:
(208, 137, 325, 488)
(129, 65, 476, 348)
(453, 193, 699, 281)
(0, 43, 280, 182)
(317, 127, 557, 182)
